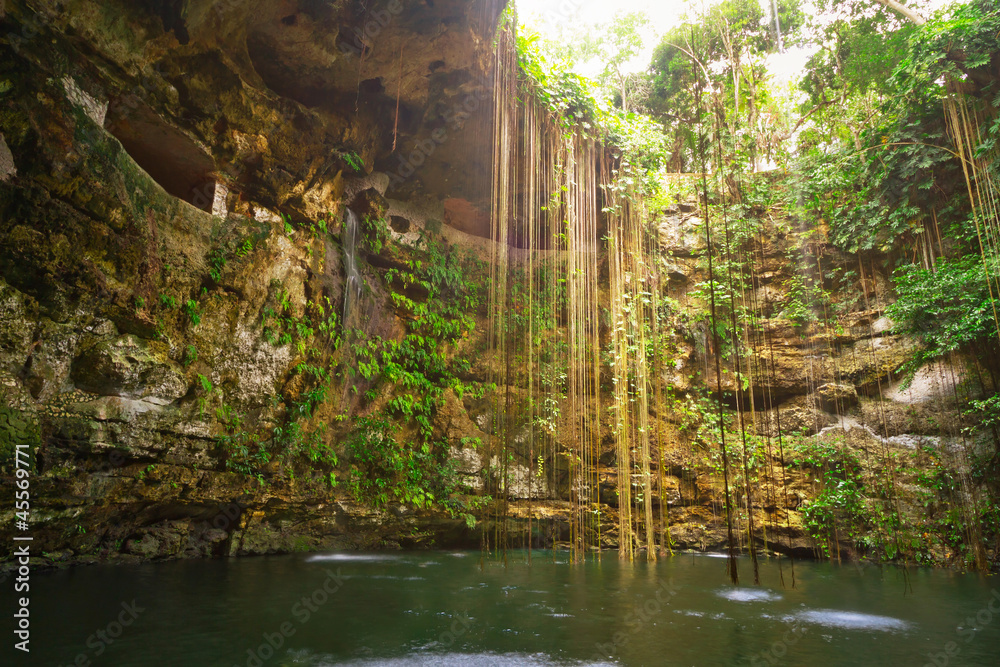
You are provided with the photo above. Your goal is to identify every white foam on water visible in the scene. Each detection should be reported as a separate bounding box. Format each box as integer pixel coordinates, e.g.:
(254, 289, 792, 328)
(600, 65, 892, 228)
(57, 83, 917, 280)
(305, 554, 405, 563)
(716, 588, 782, 602)
(307, 654, 615, 666)
(339, 575, 425, 581)
(791, 609, 912, 632)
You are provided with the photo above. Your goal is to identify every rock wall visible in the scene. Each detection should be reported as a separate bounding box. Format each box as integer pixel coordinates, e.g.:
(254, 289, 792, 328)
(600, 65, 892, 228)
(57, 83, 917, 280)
(0, 1, 985, 571)
(0, 0, 505, 567)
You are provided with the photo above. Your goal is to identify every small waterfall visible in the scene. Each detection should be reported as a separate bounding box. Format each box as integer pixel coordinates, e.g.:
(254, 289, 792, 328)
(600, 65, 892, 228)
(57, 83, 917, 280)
(342, 208, 362, 327)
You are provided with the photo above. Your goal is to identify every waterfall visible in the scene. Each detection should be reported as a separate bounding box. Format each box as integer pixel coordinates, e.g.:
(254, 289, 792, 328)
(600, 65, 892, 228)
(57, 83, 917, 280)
(342, 208, 362, 328)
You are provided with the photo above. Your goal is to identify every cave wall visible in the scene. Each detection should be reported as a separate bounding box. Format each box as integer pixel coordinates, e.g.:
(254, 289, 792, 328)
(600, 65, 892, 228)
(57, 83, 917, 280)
(0, 0, 506, 566)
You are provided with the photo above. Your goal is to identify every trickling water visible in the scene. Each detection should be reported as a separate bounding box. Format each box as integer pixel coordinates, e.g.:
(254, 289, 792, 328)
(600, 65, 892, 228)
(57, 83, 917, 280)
(10, 552, 1000, 666)
(342, 208, 363, 328)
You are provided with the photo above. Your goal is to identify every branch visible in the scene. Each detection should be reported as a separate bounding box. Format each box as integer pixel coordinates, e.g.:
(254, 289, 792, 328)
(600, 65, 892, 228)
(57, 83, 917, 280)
(871, 0, 926, 26)
(662, 41, 712, 83)
(776, 96, 840, 141)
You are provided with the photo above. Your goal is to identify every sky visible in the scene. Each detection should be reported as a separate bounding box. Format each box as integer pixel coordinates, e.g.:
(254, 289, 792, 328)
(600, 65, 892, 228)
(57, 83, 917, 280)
(515, 0, 954, 85)
(516, 0, 682, 77)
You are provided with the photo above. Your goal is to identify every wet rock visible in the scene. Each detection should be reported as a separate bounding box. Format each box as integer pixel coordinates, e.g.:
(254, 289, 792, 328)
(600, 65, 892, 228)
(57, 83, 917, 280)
(23, 319, 80, 401)
(70, 335, 187, 404)
(0, 406, 41, 473)
(0, 133, 16, 181)
(0, 280, 35, 375)
(350, 187, 389, 225)
(755, 396, 834, 437)
(433, 388, 486, 446)
(659, 213, 706, 257)
(885, 361, 956, 404)
(815, 383, 858, 411)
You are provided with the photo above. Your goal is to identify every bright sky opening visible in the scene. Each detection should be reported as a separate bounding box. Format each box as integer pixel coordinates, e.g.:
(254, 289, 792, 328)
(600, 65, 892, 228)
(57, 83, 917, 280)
(515, 0, 953, 86)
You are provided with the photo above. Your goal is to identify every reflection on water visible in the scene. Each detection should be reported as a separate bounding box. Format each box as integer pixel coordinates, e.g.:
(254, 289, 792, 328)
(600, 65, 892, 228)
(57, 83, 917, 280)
(5, 551, 999, 667)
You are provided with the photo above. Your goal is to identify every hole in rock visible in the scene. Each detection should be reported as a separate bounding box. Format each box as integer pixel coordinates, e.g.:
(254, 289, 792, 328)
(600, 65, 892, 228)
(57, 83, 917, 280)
(389, 216, 410, 233)
(247, 33, 347, 108)
(139, 0, 189, 44)
(281, 14, 298, 25)
(105, 100, 216, 212)
(335, 26, 370, 58)
(359, 78, 385, 94)
(429, 60, 446, 73)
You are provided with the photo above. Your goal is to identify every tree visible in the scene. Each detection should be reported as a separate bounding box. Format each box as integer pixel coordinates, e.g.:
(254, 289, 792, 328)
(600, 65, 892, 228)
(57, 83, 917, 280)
(546, 11, 653, 114)
(871, 0, 926, 25)
(646, 0, 806, 173)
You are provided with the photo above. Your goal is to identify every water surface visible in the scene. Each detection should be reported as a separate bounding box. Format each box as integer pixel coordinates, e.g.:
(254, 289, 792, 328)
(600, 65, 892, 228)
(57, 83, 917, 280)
(6, 551, 999, 666)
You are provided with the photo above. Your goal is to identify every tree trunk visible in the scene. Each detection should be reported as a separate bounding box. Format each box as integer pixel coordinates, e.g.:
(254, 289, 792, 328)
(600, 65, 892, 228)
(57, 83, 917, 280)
(872, 0, 926, 26)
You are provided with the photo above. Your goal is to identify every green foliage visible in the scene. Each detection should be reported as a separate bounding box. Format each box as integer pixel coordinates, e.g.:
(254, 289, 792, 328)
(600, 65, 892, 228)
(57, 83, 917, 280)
(0, 406, 40, 474)
(183, 299, 201, 327)
(647, 0, 806, 172)
(208, 249, 227, 283)
(217, 388, 339, 486)
(356, 235, 483, 439)
(516, 26, 601, 129)
(910, 443, 1000, 568)
(345, 414, 435, 508)
(788, 435, 897, 559)
(207, 233, 261, 284)
(344, 414, 476, 515)
(342, 151, 364, 173)
(797, 0, 1000, 256)
(361, 215, 391, 254)
(779, 274, 825, 327)
(887, 255, 998, 374)
(262, 291, 340, 354)
(196, 374, 214, 418)
(182, 344, 198, 368)
(894, 0, 1000, 89)
(674, 386, 728, 447)
(515, 22, 668, 176)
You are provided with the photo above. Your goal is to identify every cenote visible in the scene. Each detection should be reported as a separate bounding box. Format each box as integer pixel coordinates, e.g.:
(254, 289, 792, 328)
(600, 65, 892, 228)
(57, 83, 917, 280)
(4, 1, 1000, 666)
(7, 552, 1000, 666)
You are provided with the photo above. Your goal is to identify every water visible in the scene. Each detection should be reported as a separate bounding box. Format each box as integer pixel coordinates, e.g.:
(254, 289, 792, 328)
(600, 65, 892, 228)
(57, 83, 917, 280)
(342, 208, 362, 327)
(5, 552, 999, 666)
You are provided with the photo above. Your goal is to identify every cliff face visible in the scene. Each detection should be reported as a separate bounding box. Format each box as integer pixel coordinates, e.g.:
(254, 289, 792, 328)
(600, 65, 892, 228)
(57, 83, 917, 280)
(0, 1, 982, 570)
(0, 0, 505, 564)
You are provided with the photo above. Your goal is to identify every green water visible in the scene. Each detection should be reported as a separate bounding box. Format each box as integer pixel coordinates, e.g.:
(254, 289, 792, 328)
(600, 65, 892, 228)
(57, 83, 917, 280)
(6, 551, 1000, 666)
